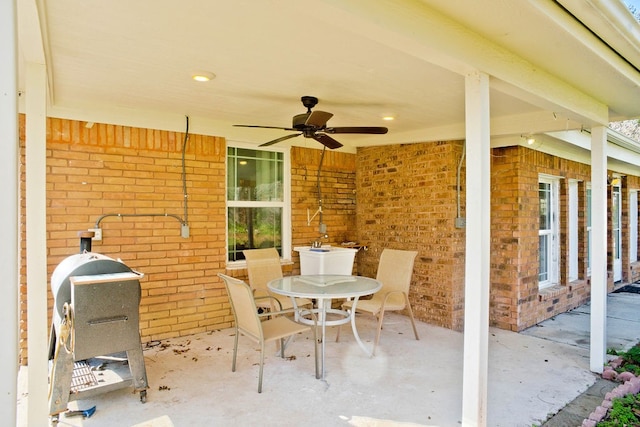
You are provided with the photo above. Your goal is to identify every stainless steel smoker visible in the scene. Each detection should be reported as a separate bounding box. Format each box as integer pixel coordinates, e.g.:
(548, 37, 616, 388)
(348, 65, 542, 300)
(48, 251, 149, 421)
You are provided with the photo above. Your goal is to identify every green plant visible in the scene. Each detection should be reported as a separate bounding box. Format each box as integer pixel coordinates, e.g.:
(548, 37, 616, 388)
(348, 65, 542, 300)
(624, 346, 640, 365)
(612, 344, 640, 376)
(596, 393, 640, 426)
(595, 344, 640, 425)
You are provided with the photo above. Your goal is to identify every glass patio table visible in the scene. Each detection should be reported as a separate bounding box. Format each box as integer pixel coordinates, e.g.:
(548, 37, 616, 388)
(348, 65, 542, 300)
(267, 274, 382, 379)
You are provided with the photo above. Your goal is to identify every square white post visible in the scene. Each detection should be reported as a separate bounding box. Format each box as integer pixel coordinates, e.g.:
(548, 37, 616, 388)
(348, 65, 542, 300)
(461, 71, 491, 426)
(0, 0, 19, 425)
(25, 61, 50, 425)
(590, 126, 607, 373)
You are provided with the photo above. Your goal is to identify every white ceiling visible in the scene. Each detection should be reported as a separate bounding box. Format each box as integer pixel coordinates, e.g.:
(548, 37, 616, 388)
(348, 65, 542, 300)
(17, 0, 640, 152)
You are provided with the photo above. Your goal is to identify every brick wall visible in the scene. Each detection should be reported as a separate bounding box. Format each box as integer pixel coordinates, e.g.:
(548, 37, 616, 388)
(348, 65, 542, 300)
(354, 142, 640, 333)
(20, 115, 640, 361)
(290, 146, 358, 273)
(489, 146, 633, 331)
(490, 146, 533, 331)
(356, 141, 466, 331)
(19, 116, 231, 364)
(19, 117, 358, 364)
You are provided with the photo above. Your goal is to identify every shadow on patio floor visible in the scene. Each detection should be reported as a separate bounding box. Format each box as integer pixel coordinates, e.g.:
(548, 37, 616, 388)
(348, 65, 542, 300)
(30, 298, 640, 427)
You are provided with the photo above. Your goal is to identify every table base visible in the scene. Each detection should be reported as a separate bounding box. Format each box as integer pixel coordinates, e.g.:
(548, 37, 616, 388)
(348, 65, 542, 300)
(295, 297, 372, 379)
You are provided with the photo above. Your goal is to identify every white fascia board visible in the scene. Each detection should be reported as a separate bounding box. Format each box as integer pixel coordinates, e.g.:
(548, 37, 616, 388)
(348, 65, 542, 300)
(319, 0, 609, 124)
(16, 0, 45, 64)
(607, 128, 640, 153)
(528, 0, 640, 118)
(557, 0, 640, 72)
(528, 129, 640, 170)
(17, 0, 52, 104)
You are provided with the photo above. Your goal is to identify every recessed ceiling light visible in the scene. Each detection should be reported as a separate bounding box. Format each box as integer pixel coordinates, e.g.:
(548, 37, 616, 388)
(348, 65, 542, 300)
(382, 116, 395, 121)
(192, 71, 215, 82)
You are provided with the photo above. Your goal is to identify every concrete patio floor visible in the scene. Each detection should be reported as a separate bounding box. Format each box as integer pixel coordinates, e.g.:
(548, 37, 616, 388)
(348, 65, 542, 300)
(17, 289, 640, 427)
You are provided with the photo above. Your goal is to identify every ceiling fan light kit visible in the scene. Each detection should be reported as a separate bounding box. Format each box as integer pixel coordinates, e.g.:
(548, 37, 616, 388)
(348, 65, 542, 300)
(234, 96, 388, 149)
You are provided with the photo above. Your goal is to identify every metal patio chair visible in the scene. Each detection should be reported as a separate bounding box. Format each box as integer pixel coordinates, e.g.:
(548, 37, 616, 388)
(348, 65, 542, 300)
(339, 249, 420, 355)
(218, 273, 319, 392)
(243, 248, 312, 319)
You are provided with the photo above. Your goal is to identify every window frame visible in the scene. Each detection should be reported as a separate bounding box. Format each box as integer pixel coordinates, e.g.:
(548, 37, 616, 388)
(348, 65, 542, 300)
(538, 174, 560, 289)
(630, 190, 638, 264)
(612, 177, 622, 282)
(586, 183, 592, 276)
(225, 142, 291, 266)
(568, 179, 579, 282)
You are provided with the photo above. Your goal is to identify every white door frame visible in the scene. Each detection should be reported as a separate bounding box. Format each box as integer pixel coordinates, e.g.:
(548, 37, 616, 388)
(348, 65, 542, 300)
(612, 179, 622, 282)
(630, 190, 638, 264)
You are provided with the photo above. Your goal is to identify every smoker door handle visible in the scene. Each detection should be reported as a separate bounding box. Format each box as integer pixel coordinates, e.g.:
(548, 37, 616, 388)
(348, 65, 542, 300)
(87, 315, 129, 325)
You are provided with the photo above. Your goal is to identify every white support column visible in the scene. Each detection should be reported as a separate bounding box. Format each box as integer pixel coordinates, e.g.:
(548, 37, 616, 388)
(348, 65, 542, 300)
(0, 0, 19, 425)
(590, 126, 608, 373)
(461, 71, 491, 427)
(26, 61, 49, 425)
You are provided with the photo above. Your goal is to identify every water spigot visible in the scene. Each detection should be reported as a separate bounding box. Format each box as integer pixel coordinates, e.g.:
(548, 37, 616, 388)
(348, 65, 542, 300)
(312, 234, 328, 248)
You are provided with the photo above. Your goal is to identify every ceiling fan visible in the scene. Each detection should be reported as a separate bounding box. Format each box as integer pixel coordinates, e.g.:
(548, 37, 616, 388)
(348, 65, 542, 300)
(233, 96, 388, 149)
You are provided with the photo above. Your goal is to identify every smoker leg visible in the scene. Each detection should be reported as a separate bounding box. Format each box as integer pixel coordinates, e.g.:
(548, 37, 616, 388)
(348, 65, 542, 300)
(48, 345, 74, 416)
(126, 345, 149, 402)
(48, 323, 57, 361)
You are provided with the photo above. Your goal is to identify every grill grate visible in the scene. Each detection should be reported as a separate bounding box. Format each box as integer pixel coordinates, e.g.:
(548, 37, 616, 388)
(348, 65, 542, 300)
(70, 361, 98, 393)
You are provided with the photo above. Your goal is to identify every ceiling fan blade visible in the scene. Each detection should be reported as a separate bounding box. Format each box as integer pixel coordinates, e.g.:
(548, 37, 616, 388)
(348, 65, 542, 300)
(259, 133, 301, 147)
(234, 124, 296, 131)
(305, 111, 333, 128)
(313, 133, 343, 149)
(324, 126, 388, 134)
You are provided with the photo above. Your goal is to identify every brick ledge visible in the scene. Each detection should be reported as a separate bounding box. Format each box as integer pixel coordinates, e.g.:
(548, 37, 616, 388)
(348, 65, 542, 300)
(569, 279, 587, 292)
(538, 285, 568, 301)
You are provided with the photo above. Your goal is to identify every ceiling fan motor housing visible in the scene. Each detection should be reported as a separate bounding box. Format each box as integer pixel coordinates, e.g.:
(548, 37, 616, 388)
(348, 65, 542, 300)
(293, 113, 312, 130)
(294, 96, 318, 131)
(234, 95, 387, 149)
(301, 96, 318, 110)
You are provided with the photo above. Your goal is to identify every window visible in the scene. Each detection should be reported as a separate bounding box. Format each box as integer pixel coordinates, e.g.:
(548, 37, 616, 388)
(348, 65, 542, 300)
(568, 180, 578, 282)
(539, 176, 560, 288)
(226, 146, 290, 263)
